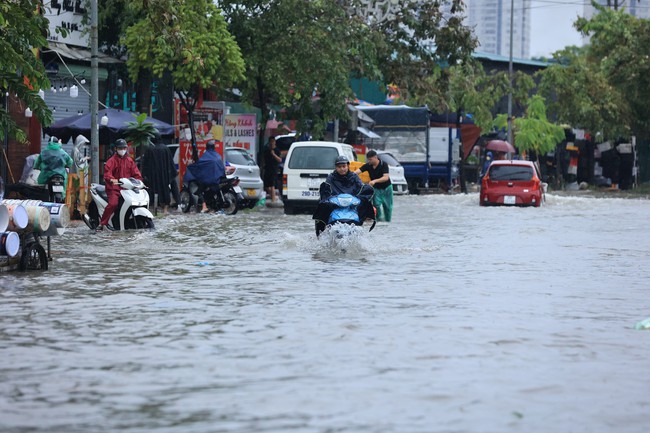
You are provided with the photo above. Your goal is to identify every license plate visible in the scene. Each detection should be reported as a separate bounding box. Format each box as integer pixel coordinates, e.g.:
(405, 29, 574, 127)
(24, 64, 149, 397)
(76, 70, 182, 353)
(52, 185, 64, 192)
(307, 178, 323, 188)
(233, 185, 243, 193)
(504, 195, 516, 205)
(246, 188, 257, 197)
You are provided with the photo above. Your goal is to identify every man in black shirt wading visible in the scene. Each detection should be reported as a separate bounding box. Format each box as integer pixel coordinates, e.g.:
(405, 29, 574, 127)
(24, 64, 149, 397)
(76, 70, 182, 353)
(354, 150, 393, 222)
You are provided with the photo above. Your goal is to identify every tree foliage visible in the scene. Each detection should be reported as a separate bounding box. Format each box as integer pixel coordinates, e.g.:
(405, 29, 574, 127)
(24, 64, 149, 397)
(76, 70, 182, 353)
(507, 95, 565, 156)
(124, 0, 245, 158)
(0, 0, 53, 143)
(219, 0, 477, 136)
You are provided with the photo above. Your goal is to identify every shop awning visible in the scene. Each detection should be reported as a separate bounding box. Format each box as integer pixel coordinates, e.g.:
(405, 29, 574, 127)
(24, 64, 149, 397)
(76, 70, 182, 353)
(357, 126, 381, 139)
(46, 42, 123, 64)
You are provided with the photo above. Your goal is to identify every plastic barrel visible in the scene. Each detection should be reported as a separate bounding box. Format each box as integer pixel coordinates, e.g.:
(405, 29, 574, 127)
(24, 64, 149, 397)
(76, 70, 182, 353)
(0, 204, 8, 232)
(3, 204, 29, 231)
(24, 205, 51, 233)
(39, 202, 70, 236)
(0, 231, 20, 258)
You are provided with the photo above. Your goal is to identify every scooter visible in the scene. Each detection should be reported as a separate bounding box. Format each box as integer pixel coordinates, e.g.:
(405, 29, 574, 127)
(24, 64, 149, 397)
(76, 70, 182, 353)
(313, 183, 376, 238)
(83, 177, 155, 230)
(179, 172, 243, 215)
(46, 174, 66, 203)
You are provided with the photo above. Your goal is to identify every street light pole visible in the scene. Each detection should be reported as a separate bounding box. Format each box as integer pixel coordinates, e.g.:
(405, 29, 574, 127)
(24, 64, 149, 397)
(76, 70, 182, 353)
(90, 0, 99, 184)
(507, 0, 514, 147)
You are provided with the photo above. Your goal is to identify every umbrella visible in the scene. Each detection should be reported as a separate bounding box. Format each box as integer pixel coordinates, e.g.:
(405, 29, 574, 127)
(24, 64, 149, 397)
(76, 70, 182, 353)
(486, 139, 515, 154)
(44, 107, 176, 143)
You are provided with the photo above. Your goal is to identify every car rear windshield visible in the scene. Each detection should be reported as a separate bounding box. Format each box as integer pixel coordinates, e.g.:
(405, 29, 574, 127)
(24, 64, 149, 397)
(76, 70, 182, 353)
(226, 148, 255, 166)
(288, 147, 339, 170)
(377, 153, 400, 166)
(489, 165, 534, 181)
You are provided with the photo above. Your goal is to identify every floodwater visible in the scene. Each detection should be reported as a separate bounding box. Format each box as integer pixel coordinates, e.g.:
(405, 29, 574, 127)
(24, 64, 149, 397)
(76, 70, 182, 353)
(1, 193, 649, 433)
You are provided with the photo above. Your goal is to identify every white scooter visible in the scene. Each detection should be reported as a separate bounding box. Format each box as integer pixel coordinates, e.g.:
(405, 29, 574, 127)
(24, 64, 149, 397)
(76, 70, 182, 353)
(83, 177, 155, 230)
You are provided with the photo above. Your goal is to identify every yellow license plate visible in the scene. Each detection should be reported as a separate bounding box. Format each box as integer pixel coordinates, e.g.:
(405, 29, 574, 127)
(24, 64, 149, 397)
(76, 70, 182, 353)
(246, 189, 257, 197)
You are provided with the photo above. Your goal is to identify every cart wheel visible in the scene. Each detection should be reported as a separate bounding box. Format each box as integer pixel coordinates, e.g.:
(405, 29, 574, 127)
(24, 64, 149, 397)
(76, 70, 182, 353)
(19, 243, 48, 271)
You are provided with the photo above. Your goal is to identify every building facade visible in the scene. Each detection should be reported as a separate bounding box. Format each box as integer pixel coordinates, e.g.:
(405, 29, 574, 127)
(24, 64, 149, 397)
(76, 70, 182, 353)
(464, 0, 532, 59)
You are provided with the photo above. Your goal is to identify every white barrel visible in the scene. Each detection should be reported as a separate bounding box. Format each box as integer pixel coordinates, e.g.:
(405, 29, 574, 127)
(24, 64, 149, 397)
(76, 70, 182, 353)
(38, 202, 70, 228)
(0, 231, 20, 258)
(3, 203, 29, 231)
(0, 204, 8, 233)
(24, 205, 51, 233)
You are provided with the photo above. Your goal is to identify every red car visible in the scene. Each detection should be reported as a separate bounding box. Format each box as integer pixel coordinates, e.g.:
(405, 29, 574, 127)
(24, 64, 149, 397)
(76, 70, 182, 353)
(480, 160, 546, 207)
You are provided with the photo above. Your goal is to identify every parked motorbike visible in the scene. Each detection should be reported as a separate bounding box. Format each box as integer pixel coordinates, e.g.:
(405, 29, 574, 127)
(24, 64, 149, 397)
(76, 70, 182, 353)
(83, 177, 155, 230)
(313, 183, 376, 238)
(47, 174, 66, 203)
(179, 173, 244, 215)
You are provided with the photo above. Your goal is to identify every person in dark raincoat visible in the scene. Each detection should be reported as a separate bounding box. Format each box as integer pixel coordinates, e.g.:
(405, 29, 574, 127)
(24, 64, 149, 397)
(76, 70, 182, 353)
(312, 155, 375, 236)
(33, 136, 74, 199)
(97, 139, 143, 230)
(183, 140, 226, 212)
(141, 135, 178, 213)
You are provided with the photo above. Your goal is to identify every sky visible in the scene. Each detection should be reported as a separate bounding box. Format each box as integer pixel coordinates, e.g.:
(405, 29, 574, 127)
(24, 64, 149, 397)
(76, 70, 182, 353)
(529, 0, 585, 58)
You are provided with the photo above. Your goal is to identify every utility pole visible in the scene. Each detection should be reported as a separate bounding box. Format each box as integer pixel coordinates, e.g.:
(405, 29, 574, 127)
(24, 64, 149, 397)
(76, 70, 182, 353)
(507, 0, 514, 146)
(90, 0, 99, 184)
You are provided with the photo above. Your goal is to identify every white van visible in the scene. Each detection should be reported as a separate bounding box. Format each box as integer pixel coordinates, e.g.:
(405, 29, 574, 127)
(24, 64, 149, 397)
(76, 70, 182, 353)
(282, 141, 356, 215)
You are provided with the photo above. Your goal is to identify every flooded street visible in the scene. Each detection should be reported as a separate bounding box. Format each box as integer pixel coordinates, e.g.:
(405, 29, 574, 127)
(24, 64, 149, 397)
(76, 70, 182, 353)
(1, 193, 649, 433)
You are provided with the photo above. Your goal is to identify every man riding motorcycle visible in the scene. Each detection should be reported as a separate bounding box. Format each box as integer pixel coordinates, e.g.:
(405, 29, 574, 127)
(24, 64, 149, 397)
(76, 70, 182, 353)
(183, 140, 226, 213)
(33, 136, 74, 200)
(313, 155, 375, 236)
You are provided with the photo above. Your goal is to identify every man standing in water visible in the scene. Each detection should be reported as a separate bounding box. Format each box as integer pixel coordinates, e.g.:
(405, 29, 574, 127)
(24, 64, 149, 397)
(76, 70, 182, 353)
(354, 150, 392, 222)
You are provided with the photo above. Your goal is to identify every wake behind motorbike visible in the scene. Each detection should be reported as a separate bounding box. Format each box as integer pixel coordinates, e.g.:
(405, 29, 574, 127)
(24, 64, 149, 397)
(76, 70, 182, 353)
(179, 172, 243, 215)
(83, 177, 155, 230)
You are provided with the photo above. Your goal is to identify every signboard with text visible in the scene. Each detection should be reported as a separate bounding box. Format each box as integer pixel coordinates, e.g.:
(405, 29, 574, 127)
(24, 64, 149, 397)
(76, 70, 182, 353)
(224, 114, 258, 161)
(45, 0, 89, 47)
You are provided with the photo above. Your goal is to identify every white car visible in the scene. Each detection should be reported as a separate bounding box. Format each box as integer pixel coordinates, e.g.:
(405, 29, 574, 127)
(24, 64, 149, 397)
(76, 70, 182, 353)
(376, 150, 409, 195)
(225, 147, 264, 208)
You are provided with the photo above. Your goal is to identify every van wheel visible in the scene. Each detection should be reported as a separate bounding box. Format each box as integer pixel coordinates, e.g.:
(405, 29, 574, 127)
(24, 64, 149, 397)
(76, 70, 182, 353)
(284, 204, 296, 215)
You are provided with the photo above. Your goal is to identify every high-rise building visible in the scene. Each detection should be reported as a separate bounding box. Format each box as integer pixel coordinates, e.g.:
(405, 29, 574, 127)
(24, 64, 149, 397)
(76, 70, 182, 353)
(584, 0, 650, 20)
(463, 0, 532, 58)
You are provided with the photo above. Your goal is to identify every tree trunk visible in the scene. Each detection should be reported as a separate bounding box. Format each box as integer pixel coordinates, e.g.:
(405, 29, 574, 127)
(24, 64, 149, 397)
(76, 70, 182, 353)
(136, 69, 153, 115)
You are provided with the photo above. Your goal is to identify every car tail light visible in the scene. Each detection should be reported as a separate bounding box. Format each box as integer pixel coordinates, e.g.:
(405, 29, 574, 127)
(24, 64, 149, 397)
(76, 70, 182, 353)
(231, 177, 240, 187)
(283, 173, 287, 188)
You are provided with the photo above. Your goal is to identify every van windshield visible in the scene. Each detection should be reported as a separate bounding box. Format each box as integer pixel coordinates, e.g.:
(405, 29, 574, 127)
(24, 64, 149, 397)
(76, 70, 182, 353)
(288, 147, 340, 170)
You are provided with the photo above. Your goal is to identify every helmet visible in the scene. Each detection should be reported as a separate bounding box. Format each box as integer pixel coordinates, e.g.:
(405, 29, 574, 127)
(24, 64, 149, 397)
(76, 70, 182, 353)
(75, 135, 90, 147)
(49, 136, 58, 143)
(486, 151, 493, 158)
(115, 139, 128, 148)
(206, 140, 216, 150)
(335, 155, 349, 165)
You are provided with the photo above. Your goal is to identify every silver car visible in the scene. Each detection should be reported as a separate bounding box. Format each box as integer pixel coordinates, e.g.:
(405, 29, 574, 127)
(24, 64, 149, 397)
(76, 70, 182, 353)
(376, 151, 409, 195)
(225, 147, 264, 208)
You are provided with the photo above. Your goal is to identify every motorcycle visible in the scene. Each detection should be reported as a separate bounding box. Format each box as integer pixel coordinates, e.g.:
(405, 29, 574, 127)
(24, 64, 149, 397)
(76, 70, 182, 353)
(313, 183, 376, 238)
(83, 177, 155, 230)
(46, 174, 66, 203)
(179, 169, 244, 215)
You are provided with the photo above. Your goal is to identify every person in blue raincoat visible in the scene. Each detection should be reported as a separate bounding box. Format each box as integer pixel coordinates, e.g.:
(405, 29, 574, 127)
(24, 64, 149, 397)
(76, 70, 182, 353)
(33, 136, 74, 199)
(481, 151, 493, 180)
(184, 140, 226, 212)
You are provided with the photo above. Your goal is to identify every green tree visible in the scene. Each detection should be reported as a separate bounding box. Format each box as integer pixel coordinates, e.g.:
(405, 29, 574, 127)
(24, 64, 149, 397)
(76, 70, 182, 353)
(124, 0, 245, 160)
(219, 0, 477, 139)
(0, 1, 53, 144)
(494, 95, 565, 158)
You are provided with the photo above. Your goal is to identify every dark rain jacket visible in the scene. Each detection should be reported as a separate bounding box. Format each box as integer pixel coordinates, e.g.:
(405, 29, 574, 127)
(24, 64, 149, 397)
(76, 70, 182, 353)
(184, 149, 226, 186)
(141, 143, 176, 205)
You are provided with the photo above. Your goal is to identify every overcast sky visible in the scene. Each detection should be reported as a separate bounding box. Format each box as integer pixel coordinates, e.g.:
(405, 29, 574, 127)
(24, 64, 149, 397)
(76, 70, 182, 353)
(529, 0, 585, 57)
